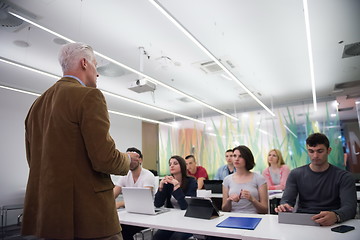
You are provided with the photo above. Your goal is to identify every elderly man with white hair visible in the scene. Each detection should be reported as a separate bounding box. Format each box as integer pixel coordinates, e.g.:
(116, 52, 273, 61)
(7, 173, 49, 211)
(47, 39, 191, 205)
(23, 42, 139, 240)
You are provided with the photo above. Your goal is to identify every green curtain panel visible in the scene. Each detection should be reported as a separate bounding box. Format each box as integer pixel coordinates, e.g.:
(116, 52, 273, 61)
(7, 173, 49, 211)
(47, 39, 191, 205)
(158, 101, 344, 177)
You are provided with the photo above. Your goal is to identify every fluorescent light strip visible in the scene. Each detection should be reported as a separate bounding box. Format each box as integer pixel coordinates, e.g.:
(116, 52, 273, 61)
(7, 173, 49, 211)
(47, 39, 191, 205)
(0, 84, 175, 127)
(101, 90, 206, 124)
(149, 0, 275, 117)
(108, 110, 174, 127)
(9, 11, 237, 121)
(303, 0, 318, 112)
(9, 11, 75, 44)
(284, 125, 298, 138)
(0, 85, 41, 97)
(1, 50, 204, 125)
(0, 57, 60, 79)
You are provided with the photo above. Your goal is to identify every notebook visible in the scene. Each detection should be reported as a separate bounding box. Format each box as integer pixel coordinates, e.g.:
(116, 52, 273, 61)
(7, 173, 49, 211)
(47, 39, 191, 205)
(184, 197, 221, 219)
(203, 180, 223, 193)
(278, 212, 320, 226)
(122, 187, 169, 215)
(216, 216, 262, 230)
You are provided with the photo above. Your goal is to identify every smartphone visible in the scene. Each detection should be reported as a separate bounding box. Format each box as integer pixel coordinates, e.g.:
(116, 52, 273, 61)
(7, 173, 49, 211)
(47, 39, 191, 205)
(331, 225, 355, 233)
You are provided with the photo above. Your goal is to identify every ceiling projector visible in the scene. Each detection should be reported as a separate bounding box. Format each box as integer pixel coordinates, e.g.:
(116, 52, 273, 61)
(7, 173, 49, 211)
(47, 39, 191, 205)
(128, 78, 156, 93)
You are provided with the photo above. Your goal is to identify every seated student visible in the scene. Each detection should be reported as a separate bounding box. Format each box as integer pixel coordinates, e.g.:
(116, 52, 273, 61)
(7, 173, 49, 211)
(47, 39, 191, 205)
(262, 149, 290, 190)
(185, 154, 209, 189)
(214, 149, 236, 180)
(222, 145, 268, 214)
(275, 133, 357, 226)
(113, 147, 155, 208)
(113, 147, 155, 240)
(153, 155, 197, 240)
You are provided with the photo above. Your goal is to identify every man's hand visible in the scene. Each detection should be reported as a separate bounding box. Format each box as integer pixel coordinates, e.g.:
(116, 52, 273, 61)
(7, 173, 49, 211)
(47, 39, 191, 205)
(312, 211, 337, 226)
(128, 152, 140, 162)
(274, 203, 294, 213)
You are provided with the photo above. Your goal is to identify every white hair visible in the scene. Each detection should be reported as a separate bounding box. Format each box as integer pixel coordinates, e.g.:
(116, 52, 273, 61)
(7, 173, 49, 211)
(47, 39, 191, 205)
(58, 42, 95, 73)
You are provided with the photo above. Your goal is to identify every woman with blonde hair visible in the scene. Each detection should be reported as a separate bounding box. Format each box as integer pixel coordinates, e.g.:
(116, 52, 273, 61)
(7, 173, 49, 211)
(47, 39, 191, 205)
(262, 149, 290, 190)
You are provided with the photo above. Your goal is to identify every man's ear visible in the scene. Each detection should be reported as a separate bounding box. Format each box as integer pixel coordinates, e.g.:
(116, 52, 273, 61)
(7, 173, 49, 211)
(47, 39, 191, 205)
(81, 58, 87, 69)
(327, 147, 332, 155)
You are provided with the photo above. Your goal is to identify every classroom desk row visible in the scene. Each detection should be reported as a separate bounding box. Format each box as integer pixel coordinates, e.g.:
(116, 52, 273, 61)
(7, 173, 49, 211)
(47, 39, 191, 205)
(118, 208, 359, 240)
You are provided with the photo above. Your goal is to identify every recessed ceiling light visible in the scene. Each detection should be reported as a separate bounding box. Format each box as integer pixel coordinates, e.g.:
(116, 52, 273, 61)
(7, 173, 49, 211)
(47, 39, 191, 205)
(97, 62, 126, 77)
(13, 40, 29, 47)
(53, 37, 68, 45)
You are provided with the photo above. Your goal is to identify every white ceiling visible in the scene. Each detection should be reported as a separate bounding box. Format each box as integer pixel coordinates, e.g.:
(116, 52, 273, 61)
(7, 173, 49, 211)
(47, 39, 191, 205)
(1, 0, 359, 123)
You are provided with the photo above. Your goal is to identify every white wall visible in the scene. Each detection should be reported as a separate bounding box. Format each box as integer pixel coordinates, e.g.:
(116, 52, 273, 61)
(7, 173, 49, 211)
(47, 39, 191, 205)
(0, 88, 141, 225)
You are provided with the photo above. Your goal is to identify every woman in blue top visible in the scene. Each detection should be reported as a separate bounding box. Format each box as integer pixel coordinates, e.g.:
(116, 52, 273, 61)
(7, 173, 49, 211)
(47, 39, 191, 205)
(153, 155, 197, 240)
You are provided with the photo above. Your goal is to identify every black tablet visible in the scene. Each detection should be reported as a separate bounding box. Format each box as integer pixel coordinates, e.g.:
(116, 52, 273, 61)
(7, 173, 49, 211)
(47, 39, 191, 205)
(184, 197, 221, 219)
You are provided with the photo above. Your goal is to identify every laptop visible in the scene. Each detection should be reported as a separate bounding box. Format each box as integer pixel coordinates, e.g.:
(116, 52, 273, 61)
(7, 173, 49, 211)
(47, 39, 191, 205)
(203, 180, 223, 193)
(278, 212, 320, 226)
(122, 187, 169, 215)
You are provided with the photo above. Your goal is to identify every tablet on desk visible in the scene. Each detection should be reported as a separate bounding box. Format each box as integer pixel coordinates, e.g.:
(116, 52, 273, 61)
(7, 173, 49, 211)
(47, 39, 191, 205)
(184, 197, 221, 219)
(278, 212, 320, 226)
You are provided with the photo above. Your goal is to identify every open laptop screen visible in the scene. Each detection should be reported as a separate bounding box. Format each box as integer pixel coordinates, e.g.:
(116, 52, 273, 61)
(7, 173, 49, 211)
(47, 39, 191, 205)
(203, 180, 223, 193)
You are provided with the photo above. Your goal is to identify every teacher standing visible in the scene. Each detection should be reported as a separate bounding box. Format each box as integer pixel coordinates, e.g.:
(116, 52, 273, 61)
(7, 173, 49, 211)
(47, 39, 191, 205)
(22, 42, 139, 240)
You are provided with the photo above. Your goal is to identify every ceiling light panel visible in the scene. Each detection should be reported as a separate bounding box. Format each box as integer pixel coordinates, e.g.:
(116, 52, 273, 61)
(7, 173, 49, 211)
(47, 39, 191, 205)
(8, 10, 238, 121)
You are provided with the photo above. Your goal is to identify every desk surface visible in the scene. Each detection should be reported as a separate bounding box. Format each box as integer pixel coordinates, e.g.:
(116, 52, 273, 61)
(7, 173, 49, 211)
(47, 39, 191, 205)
(118, 209, 360, 240)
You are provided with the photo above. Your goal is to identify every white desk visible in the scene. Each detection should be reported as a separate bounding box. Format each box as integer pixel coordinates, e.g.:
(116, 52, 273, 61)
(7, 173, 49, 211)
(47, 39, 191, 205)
(211, 193, 223, 198)
(118, 209, 360, 240)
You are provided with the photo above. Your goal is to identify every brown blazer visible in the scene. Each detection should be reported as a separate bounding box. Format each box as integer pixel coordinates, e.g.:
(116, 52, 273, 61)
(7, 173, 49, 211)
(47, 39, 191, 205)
(22, 77, 130, 239)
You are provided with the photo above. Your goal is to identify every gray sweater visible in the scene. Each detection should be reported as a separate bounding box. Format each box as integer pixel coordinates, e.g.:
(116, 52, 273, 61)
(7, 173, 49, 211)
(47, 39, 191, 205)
(280, 164, 357, 222)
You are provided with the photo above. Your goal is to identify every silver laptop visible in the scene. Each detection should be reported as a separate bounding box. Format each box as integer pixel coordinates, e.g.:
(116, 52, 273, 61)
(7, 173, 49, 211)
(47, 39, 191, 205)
(278, 212, 320, 226)
(122, 187, 169, 215)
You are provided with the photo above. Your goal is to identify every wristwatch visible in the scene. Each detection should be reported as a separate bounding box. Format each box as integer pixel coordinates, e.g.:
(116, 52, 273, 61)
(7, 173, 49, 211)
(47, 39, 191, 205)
(333, 211, 341, 223)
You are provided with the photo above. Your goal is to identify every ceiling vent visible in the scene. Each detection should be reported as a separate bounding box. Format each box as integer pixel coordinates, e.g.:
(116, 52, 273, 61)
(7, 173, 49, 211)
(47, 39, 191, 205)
(334, 80, 360, 90)
(342, 42, 360, 58)
(193, 57, 236, 74)
(178, 97, 192, 103)
(0, 1, 36, 32)
(238, 91, 262, 99)
(0, 2, 23, 27)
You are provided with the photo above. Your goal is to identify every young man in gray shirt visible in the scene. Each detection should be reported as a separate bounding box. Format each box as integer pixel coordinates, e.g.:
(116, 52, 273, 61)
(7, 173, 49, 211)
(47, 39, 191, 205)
(275, 133, 357, 226)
